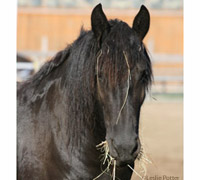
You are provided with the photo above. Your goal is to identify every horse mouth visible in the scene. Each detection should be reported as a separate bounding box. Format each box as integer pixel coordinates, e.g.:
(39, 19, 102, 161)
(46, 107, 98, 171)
(115, 159, 135, 168)
(96, 141, 136, 169)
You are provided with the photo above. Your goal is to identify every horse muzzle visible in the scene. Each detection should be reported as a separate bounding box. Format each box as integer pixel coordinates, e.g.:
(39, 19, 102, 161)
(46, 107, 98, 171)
(107, 137, 141, 167)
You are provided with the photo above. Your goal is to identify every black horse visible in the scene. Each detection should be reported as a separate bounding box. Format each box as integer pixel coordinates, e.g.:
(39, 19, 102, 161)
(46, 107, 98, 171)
(17, 4, 152, 180)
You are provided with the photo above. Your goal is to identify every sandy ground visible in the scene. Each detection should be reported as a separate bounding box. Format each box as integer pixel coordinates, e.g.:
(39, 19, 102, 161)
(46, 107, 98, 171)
(131, 100, 183, 180)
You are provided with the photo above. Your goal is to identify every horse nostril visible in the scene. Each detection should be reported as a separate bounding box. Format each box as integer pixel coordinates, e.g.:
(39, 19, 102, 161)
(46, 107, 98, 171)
(110, 139, 119, 157)
(109, 138, 140, 159)
(131, 143, 138, 155)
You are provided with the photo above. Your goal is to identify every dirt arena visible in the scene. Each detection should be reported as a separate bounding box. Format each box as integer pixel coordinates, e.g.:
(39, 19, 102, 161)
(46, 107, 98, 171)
(131, 100, 183, 180)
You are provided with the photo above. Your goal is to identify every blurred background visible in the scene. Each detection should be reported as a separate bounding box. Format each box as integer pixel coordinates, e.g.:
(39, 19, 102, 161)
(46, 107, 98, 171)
(17, 0, 183, 179)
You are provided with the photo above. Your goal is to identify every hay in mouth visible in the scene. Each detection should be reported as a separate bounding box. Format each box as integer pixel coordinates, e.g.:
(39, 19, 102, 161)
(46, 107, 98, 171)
(93, 141, 115, 180)
(93, 140, 152, 180)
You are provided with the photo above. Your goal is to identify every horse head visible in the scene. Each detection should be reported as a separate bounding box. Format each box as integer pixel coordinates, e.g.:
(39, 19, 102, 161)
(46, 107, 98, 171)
(92, 4, 152, 167)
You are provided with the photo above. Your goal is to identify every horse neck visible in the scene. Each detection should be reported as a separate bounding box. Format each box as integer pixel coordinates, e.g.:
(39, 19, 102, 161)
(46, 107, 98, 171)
(50, 47, 106, 150)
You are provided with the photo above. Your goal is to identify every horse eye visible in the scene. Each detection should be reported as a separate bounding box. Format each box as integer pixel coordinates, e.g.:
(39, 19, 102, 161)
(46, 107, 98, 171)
(140, 72, 145, 80)
(140, 71, 147, 82)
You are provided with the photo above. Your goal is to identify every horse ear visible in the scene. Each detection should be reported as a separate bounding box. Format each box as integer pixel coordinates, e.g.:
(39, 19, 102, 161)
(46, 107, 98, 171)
(132, 5, 150, 40)
(91, 3, 110, 46)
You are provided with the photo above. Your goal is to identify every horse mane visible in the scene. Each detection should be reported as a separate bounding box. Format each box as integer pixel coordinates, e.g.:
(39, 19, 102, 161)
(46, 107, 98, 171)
(143, 45, 153, 91)
(23, 47, 70, 86)
(19, 27, 89, 88)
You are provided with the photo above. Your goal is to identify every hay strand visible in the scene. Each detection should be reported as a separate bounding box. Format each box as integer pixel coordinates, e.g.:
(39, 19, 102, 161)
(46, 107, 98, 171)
(127, 164, 143, 179)
(112, 160, 116, 180)
(96, 49, 103, 90)
(94, 141, 114, 180)
(116, 51, 131, 124)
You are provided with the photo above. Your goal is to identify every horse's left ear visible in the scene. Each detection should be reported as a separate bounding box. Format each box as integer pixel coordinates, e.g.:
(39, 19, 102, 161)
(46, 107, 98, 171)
(132, 5, 150, 40)
(91, 3, 110, 46)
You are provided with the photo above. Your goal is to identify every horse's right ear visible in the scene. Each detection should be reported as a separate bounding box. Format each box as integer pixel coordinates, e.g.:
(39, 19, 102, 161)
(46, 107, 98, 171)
(91, 4, 110, 46)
